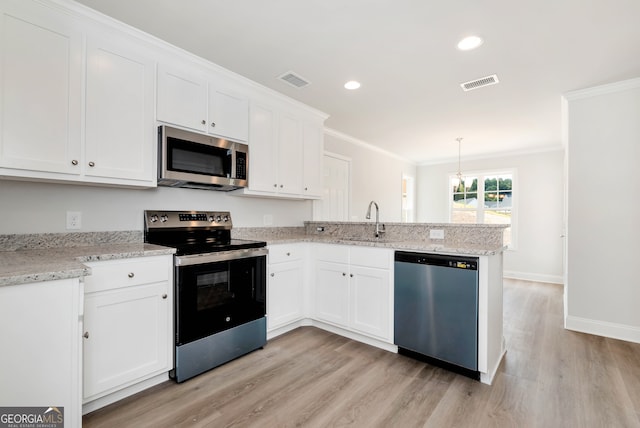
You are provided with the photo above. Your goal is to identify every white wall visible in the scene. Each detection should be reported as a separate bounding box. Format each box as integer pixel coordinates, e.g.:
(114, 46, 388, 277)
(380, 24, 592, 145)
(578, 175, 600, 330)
(323, 129, 416, 222)
(0, 180, 312, 234)
(564, 78, 640, 343)
(416, 149, 565, 283)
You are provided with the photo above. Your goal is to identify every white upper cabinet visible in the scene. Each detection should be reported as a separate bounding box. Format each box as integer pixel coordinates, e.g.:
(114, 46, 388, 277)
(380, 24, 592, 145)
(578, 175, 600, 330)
(240, 99, 326, 199)
(85, 35, 155, 184)
(157, 64, 249, 142)
(302, 121, 324, 198)
(0, 1, 82, 174)
(157, 64, 208, 133)
(208, 81, 249, 142)
(0, 0, 156, 186)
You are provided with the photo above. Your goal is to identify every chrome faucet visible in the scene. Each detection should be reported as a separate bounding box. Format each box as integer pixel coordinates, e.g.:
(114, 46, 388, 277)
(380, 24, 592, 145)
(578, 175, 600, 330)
(366, 200, 386, 238)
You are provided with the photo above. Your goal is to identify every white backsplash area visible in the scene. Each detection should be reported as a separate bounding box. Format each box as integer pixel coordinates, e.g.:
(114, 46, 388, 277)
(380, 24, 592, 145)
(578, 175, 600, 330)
(0, 180, 312, 234)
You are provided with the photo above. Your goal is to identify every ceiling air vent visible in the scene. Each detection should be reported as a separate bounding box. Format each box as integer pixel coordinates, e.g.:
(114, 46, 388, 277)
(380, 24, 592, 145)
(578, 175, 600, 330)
(460, 74, 499, 91)
(278, 71, 310, 89)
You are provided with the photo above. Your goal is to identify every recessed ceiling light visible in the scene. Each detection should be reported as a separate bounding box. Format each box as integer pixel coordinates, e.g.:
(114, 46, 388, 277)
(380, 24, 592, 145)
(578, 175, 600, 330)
(457, 35, 483, 51)
(344, 80, 361, 90)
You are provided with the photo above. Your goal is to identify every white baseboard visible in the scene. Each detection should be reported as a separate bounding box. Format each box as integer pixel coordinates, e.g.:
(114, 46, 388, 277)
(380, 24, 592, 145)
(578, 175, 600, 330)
(503, 270, 563, 285)
(83, 372, 169, 415)
(565, 315, 640, 344)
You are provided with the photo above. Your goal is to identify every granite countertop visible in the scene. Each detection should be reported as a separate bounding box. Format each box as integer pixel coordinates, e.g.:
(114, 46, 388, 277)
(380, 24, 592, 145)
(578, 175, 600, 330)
(260, 234, 503, 255)
(0, 243, 175, 287)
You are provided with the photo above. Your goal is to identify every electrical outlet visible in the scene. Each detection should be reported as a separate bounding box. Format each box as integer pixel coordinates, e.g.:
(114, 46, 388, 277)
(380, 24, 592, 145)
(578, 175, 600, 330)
(429, 229, 444, 240)
(66, 211, 82, 230)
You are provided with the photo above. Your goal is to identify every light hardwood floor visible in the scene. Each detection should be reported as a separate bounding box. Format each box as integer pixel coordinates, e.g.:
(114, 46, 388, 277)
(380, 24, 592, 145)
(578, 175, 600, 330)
(83, 279, 640, 427)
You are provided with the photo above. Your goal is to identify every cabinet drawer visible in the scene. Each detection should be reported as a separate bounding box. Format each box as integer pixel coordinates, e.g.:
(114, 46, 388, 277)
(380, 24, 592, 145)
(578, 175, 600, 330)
(349, 247, 392, 269)
(84, 256, 170, 293)
(268, 244, 304, 264)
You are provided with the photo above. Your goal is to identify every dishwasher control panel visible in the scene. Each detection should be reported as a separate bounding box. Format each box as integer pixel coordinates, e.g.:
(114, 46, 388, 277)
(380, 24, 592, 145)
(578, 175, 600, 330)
(395, 251, 478, 270)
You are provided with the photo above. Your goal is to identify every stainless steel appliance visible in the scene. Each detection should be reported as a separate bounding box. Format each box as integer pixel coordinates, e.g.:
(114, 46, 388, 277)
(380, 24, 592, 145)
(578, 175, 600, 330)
(394, 251, 480, 380)
(157, 125, 248, 191)
(144, 210, 267, 382)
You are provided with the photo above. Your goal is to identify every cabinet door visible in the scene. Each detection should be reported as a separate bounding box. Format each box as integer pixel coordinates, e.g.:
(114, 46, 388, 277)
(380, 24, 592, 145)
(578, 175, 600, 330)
(267, 260, 304, 330)
(0, 279, 82, 428)
(208, 84, 248, 142)
(0, 3, 82, 174)
(350, 265, 391, 340)
(83, 282, 169, 399)
(277, 113, 304, 195)
(248, 102, 279, 192)
(85, 36, 155, 183)
(302, 121, 324, 198)
(314, 261, 349, 327)
(157, 64, 207, 132)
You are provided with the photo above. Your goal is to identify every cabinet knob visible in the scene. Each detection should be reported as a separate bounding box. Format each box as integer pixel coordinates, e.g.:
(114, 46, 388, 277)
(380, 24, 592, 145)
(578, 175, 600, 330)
(83, 332, 89, 339)
(286, 252, 291, 256)
(270, 273, 275, 277)
(88, 161, 95, 167)
(280, 184, 284, 188)
(201, 119, 206, 125)
(350, 274, 354, 278)
(128, 272, 135, 278)
(162, 294, 167, 299)
(273, 184, 278, 188)
(342, 272, 346, 276)
(211, 122, 216, 128)
(305, 187, 308, 191)
(71, 159, 78, 166)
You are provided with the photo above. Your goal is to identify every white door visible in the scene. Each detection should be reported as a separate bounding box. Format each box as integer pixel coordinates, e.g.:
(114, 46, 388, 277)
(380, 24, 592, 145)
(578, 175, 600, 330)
(314, 153, 350, 220)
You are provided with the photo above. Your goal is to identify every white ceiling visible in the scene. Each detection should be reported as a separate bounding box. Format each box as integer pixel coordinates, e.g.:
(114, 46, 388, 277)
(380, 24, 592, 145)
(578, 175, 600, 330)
(74, 0, 640, 164)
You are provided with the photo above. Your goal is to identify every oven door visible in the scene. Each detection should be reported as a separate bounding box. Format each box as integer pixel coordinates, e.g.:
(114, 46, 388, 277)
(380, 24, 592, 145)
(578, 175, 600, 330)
(175, 251, 266, 346)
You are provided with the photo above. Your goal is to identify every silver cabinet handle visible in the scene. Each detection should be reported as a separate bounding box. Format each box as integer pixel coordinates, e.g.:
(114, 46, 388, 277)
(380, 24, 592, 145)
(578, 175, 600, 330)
(162, 294, 167, 299)
(211, 122, 216, 128)
(83, 332, 89, 339)
(71, 159, 78, 166)
(88, 161, 95, 167)
(201, 119, 206, 125)
(128, 272, 135, 278)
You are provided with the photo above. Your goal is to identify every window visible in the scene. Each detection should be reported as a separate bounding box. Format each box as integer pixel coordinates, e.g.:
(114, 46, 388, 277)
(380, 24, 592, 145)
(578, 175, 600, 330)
(450, 170, 515, 248)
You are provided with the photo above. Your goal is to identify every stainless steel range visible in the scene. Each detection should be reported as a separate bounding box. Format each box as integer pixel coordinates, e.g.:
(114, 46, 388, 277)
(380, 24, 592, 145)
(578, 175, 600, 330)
(144, 210, 267, 383)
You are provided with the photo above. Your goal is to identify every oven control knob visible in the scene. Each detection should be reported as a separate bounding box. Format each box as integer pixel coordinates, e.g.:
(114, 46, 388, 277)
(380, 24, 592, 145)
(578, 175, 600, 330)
(223, 215, 230, 222)
(149, 215, 159, 223)
(215, 215, 222, 222)
(160, 215, 169, 222)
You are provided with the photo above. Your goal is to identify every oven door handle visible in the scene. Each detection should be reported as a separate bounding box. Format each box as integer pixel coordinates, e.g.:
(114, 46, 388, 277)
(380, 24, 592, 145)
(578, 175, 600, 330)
(175, 247, 268, 266)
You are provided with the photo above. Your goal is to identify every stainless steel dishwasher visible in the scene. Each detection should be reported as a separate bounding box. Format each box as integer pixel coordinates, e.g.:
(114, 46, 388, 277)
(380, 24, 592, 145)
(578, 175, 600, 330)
(394, 251, 479, 379)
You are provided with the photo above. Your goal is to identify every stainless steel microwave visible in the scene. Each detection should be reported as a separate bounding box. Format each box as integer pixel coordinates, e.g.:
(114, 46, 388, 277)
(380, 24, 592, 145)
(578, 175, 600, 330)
(158, 125, 248, 191)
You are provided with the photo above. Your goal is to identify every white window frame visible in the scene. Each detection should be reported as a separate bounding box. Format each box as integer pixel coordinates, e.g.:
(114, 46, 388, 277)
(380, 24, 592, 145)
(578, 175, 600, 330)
(448, 168, 517, 250)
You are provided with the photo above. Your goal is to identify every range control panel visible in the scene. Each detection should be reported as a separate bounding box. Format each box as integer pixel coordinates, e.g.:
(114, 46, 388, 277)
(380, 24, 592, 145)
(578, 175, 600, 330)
(145, 211, 232, 230)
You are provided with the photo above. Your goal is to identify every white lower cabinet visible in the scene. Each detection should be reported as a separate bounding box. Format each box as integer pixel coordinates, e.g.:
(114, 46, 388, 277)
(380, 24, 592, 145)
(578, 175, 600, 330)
(313, 244, 393, 342)
(0, 278, 83, 428)
(267, 244, 305, 331)
(82, 255, 173, 406)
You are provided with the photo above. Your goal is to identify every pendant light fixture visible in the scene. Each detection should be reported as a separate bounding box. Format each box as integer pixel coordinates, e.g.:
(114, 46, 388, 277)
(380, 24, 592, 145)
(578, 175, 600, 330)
(455, 137, 464, 191)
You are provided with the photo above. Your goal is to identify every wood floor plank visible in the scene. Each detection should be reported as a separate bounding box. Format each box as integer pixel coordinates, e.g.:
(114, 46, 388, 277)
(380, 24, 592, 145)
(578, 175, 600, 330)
(84, 279, 640, 428)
